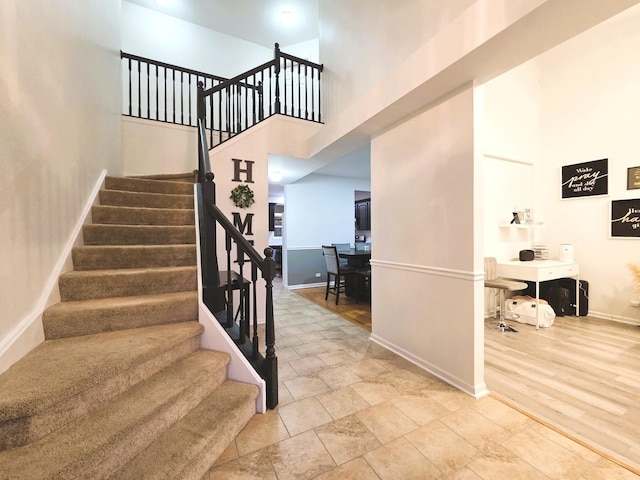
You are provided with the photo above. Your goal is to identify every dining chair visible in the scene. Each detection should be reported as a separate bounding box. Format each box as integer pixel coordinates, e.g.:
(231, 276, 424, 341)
(332, 243, 351, 266)
(322, 245, 356, 304)
(484, 257, 528, 332)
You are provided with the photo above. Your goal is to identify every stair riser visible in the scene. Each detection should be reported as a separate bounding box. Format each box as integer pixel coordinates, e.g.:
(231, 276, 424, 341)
(62, 362, 228, 480)
(105, 176, 194, 195)
(0, 334, 201, 451)
(43, 294, 198, 339)
(91, 206, 195, 226)
(72, 246, 197, 270)
(83, 225, 195, 246)
(100, 190, 193, 209)
(59, 268, 198, 301)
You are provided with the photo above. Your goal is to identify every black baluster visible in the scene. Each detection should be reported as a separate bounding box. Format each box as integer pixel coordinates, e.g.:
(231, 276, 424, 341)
(127, 57, 132, 116)
(274, 43, 281, 114)
(318, 67, 322, 123)
(155, 64, 159, 120)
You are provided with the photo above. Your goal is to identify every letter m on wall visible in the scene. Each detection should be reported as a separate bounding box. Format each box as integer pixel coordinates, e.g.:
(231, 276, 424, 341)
(233, 212, 254, 236)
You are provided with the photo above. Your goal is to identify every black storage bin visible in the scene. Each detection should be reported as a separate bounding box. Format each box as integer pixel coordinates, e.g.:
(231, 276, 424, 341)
(559, 278, 589, 316)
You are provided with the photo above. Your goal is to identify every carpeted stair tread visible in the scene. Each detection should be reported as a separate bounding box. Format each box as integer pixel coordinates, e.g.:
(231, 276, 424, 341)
(129, 171, 196, 183)
(91, 205, 195, 226)
(43, 291, 198, 339)
(112, 380, 258, 480)
(105, 176, 194, 195)
(59, 266, 197, 301)
(0, 350, 231, 480)
(0, 322, 204, 450)
(72, 244, 197, 270)
(99, 189, 194, 209)
(83, 224, 196, 245)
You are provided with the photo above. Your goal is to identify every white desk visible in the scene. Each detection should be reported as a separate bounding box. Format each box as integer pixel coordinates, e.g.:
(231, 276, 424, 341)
(496, 260, 579, 329)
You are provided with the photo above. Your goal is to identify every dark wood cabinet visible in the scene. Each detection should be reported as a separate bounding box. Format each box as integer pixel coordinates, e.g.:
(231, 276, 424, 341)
(355, 199, 370, 230)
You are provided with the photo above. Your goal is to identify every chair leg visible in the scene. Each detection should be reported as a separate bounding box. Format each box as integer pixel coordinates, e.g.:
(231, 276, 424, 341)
(325, 274, 331, 300)
(335, 274, 340, 305)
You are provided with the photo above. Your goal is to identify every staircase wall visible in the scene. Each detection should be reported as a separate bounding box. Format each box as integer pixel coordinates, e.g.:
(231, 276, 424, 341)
(0, 0, 122, 373)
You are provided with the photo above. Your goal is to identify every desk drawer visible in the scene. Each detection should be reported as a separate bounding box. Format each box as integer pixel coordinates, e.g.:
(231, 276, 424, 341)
(540, 264, 578, 278)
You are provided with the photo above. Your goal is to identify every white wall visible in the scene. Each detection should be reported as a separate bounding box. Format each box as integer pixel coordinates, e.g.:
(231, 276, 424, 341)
(0, 0, 122, 371)
(285, 174, 369, 249)
(318, 0, 475, 122)
(537, 4, 640, 323)
(482, 60, 543, 261)
(370, 86, 486, 397)
(122, 1, 271, 77)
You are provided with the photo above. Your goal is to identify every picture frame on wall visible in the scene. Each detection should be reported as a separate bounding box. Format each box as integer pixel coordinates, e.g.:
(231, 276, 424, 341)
(561, 158, 608, 198)
(611, 198, 640, 238)
(627, 166, 640, 190)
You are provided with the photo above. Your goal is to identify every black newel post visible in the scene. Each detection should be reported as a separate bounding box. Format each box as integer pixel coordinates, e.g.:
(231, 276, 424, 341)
(274, 43, 281, 114)
(263, 247, 278, 409)
(197, 81, 206, 183)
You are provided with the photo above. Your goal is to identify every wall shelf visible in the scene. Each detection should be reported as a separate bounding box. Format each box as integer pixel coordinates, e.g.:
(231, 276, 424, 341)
(499, 223, 544, 229)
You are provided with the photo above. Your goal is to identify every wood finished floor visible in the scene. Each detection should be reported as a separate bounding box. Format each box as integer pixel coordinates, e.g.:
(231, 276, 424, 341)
(292, 285, 640, 472)
(292, 286, 372, 331)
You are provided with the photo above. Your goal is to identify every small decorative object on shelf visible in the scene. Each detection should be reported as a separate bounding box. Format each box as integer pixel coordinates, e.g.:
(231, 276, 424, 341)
(230, 184, 255, 209)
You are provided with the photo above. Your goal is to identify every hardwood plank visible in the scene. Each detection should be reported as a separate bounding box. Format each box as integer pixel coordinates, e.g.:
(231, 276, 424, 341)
(292, 286, 371, 331)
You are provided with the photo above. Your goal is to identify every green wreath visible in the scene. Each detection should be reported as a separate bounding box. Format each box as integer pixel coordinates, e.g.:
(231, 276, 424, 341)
(230, 184, 255, 209)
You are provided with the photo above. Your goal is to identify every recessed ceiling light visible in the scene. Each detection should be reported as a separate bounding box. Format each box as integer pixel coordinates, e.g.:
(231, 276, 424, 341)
(280, 10, 296, 27)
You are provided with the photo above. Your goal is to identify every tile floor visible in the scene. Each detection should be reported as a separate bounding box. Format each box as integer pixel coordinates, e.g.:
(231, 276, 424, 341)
(205, 283, 639, 479)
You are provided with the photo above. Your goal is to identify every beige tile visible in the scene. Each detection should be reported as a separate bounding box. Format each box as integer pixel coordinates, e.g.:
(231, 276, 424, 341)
(277, 382, 295, 406)
(318, 350, 357, 367)
(277, 362, 298, 381)
(364, 436, 443, 480)
(468, 444, 549, 480)
(317, 365, 363, 388)
(528, 421, 601, 463)
(470, 396, 533, 434)
(405, 421, 478, 475)
(314, 457, 380, 480)
(293, 342, 329, 356)
(277, 347, 302, 362)
(284, 375, 329, 400)
(447, 468, 484, 480)
(288, 355, 329, 376)
(356, 401, 418, 444)
(505, 428, 593, 478)
(315, 414, 382, 465)
(378, 369, 431, 396)
(440, 408, 510, 450)
(581, 458, 640, 479)
(350, 380, 401, 405)
(317, 386, 370, 419)
(278, 397, 333, 436)
(208, 449, 277, 480)
(277, 325, 306, 336)
(235, 410, 290, 456)
(348, 358, 391, 379)
(390, 395, 450, 426)
(429, 389, 478, 411)
(267, 430, 336, 480)
(320, 338, 353, 351)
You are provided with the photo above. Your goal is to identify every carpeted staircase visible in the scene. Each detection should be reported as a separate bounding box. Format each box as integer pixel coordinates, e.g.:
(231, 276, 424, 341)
(0, 173, 258, 479)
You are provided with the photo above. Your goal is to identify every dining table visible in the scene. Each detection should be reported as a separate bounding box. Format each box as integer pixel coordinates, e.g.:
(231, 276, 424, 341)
(338, 249, 372, 300)
(338, 249, 371, 268)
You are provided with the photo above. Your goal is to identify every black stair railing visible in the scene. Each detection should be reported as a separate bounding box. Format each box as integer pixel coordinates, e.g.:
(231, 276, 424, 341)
(196, 111, 278, 409)
(121, 51, 228, 127)
(122, 45, 324, 142)
(198, 43, 323, 148)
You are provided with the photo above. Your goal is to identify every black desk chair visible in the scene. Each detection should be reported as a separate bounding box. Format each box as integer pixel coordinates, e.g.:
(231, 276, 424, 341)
(322, 245, 356, 304)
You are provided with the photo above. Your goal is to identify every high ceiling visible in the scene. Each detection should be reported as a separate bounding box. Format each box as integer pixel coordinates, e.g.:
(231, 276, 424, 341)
(124, 0, 370, 189)
(125, 0, 319, 48)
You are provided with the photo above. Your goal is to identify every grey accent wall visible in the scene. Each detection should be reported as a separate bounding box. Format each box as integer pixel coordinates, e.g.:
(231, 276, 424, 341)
(287, 248, 327, 287)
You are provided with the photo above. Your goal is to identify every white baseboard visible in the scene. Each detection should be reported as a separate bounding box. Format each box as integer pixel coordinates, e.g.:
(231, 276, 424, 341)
(0, 170, 107, 374)
(287, 282, 326, 290)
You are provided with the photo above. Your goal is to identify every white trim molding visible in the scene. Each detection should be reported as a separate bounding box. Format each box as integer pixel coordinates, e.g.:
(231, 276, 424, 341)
(369, 259, 484, 282)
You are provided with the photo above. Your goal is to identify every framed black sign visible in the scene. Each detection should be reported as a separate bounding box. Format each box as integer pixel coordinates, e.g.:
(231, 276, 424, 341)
(561, 158, 608, 198)
(611, 199, 640, 238)
(627, 166, 640, 190)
